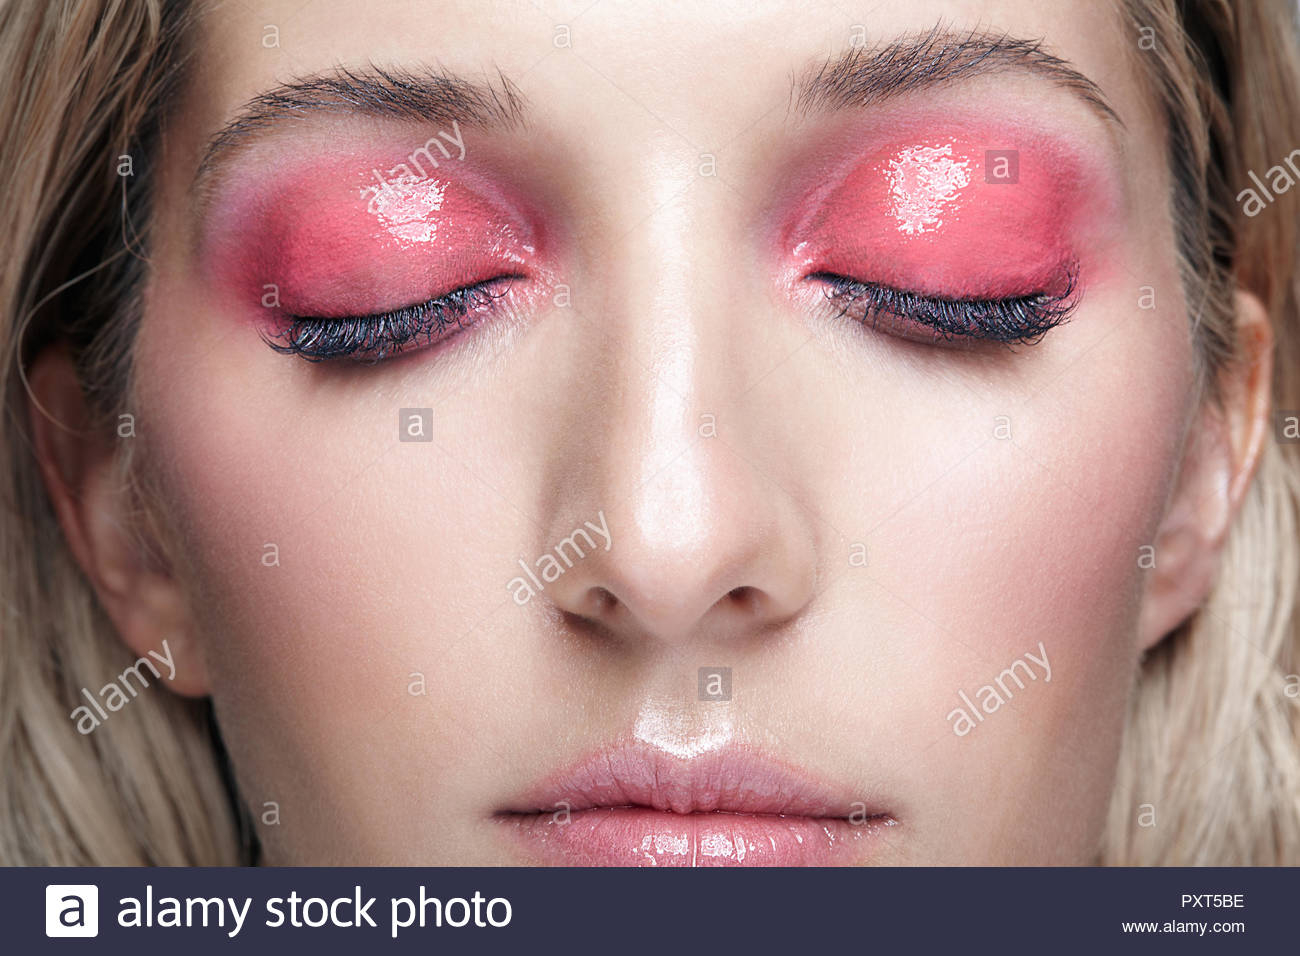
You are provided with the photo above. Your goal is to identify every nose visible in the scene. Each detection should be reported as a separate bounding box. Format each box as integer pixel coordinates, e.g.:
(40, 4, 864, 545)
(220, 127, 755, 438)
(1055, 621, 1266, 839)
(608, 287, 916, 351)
(543, 385, 820, 648)
(538, 184, 818, 651)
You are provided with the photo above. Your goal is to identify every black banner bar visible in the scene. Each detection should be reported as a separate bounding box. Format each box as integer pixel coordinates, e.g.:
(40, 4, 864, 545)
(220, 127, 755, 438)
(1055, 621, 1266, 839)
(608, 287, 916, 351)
(7, 866, 1294, 953)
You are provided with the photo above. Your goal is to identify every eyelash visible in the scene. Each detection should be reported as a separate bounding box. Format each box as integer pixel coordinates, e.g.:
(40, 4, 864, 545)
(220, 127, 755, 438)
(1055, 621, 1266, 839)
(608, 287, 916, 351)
(266, 277, 519, 362)
(810, 264, 1079, 346)
(265, 263, 1075, 362)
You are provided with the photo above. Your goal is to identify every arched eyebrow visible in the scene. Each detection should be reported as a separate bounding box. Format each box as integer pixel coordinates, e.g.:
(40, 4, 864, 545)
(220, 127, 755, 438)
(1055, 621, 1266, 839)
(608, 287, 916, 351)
(193, 64, 527, 188)
(794, 25, 1122, 129)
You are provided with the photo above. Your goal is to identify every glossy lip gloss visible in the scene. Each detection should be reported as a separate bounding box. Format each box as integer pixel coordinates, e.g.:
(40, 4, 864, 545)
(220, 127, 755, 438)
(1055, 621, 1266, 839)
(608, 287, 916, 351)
(496, 741, 895, 866)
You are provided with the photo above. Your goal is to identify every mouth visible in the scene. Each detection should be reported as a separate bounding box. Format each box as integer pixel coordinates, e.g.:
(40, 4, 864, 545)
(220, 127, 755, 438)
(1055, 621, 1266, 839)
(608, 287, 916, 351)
(495, 741, 896, 866)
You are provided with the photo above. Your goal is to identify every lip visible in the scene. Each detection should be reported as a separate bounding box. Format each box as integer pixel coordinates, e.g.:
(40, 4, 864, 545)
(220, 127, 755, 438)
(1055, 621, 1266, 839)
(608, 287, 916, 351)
(496, 741, 895, 866)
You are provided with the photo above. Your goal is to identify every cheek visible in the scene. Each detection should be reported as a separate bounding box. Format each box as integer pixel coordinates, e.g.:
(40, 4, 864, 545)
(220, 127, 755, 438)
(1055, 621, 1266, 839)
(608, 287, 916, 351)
(131, 292, 549, 852)
(926, 330, 1187, 855)
(804, 281, 1192, 859)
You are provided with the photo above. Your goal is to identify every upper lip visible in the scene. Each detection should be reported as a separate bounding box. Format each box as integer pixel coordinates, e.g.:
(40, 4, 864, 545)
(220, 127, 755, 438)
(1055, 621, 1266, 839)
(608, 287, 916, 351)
(497, 738, 889, 820)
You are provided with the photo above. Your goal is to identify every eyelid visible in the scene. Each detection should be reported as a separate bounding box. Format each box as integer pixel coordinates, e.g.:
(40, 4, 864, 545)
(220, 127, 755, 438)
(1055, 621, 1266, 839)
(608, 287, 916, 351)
(202, 150, 552, 324)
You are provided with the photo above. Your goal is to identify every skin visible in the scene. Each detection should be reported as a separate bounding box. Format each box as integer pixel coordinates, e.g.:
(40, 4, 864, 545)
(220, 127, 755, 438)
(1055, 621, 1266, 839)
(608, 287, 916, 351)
(29, 0, 1272, 864)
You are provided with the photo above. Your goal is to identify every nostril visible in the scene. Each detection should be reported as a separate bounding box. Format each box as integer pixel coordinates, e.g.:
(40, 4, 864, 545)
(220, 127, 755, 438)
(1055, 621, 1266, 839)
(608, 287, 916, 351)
(727, 586, 759, 611)
(590, 586, 618, 613)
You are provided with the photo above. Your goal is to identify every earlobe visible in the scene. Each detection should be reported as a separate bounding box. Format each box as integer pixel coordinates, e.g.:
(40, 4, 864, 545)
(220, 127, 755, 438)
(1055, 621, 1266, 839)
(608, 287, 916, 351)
(1136, 290, 1273, 651)
(26, 345, 209, 697)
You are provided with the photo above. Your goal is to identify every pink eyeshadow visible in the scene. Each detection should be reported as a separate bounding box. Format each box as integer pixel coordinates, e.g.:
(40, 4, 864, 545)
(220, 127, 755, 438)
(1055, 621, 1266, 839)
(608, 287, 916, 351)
(202, 151, 547, 320)
(777, 119, 1122, 299)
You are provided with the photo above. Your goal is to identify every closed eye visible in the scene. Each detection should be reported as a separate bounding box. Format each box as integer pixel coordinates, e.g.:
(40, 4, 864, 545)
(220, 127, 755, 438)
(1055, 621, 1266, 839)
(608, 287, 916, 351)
(809, 264, 1079, 346)
(264, 275, 521, 363)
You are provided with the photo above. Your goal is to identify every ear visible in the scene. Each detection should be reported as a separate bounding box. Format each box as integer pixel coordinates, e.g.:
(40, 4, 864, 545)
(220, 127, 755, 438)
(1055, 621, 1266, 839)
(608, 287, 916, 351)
(26, 345, 208, 696)
(1137, 290, 1273, 650)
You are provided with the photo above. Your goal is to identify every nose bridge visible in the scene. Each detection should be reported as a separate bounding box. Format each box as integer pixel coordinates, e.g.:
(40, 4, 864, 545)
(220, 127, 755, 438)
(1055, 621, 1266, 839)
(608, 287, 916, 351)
(605, 170, 743, 597)
(622, 178, 719, 564)
(535, 158, 817, 647)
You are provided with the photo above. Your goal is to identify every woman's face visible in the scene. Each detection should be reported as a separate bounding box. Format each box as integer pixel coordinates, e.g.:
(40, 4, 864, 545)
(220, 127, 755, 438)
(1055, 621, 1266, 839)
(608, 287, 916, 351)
(134, 0, 1195, 864)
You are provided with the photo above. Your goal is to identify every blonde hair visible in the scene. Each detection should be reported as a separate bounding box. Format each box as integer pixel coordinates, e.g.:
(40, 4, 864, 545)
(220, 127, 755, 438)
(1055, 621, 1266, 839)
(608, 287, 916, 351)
(0, 0, 244, 864)
(1102, 0, 1300, 864)
(1, 0, 1297, 864)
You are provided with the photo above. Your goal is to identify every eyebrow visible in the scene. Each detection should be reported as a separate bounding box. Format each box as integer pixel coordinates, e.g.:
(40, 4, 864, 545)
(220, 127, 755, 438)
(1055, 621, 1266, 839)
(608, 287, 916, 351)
(794, 26, 1122, 129)
(193, 64, 527, 189)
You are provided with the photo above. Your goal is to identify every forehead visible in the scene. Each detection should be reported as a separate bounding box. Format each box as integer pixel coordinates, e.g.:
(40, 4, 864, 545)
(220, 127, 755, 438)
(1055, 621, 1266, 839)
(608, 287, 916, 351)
(187, 0, 1145, 139)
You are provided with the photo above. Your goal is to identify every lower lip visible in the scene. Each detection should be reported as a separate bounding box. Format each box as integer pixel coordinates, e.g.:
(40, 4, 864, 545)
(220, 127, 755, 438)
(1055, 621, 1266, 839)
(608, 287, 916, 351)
(500, 807, 890, 866)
